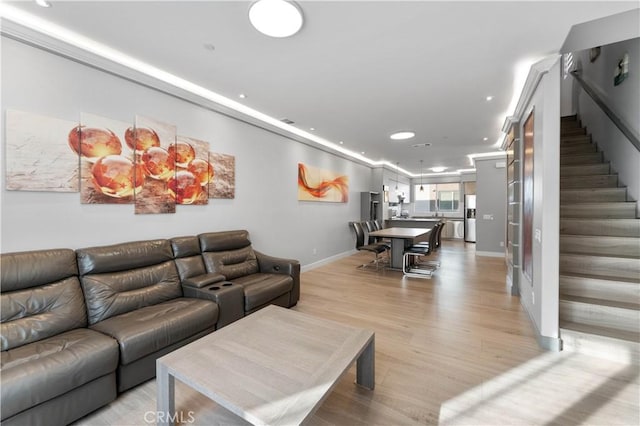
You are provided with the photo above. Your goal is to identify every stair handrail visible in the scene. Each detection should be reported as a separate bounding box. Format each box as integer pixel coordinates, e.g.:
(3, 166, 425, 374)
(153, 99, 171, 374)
(570, 70, 640, 152)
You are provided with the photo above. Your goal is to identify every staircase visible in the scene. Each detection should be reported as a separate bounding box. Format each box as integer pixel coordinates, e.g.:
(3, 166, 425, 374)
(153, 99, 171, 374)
(559, 115, 640, 364)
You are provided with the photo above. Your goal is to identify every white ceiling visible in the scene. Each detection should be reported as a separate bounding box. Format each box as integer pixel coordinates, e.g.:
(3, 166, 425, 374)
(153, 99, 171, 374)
(4, 0, 639, 175)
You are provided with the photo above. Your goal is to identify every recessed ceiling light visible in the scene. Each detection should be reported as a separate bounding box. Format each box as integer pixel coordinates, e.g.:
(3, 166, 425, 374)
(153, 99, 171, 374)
(309, 127, 315, 131)
(239, 93, 247, 99)
(339, 141, 344, 145)
(486, 96, 493, 101)
(35, 0, 51, 7)
(361, 151, 366, 155)
(483, 137, 488, 141)
(431, 167, 447, 173)
(249, 0, 304, 38)
(390, 131, 415, 140)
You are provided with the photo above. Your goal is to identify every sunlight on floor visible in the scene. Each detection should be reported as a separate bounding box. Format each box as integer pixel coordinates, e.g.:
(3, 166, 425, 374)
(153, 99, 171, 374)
(439, 351, 640, 425)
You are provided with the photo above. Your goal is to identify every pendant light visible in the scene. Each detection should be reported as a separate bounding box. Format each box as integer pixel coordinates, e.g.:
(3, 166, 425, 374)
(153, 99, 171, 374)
(395, 162, 399, 190)
(419, 160, 424, 192)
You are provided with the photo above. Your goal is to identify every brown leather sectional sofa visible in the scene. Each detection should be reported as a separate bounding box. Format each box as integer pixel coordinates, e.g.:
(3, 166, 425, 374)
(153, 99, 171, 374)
(0, 230, 300, 426)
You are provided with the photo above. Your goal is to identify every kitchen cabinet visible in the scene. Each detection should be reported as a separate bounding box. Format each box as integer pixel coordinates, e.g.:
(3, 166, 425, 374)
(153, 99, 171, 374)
(441, 220, 464, 239)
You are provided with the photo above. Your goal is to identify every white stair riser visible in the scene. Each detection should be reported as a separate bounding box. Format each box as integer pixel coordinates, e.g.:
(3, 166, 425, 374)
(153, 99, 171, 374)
(560, 163, 610, 177)
(560, 188, 626, 203)
(560, 236, 640, 258)
(560, 255, 640, 280)
(560, 300, 640, 334)
(559, 219, 640, 237)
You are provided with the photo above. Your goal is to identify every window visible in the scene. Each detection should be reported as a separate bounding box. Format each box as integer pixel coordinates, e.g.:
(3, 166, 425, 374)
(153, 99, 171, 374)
(414, 183, 460, 214)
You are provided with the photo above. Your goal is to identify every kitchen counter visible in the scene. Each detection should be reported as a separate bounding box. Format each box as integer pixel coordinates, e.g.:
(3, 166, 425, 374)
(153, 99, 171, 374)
(385, 218, 464, 239)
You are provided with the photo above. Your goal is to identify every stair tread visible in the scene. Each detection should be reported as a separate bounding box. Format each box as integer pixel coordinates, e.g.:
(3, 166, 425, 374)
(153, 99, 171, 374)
(561, 294, 640, 310)
(561, 321, 640, 343)
(560, 273, 640, 285)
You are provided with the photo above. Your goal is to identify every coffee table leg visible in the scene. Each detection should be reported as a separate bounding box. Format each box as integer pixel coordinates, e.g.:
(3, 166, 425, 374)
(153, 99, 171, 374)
(157, 362, 176, 426)
(356, 335, 375, 390)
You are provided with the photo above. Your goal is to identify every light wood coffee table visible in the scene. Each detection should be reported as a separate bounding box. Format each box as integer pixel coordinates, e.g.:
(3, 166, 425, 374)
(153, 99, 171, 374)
(156, 305, 375, 425)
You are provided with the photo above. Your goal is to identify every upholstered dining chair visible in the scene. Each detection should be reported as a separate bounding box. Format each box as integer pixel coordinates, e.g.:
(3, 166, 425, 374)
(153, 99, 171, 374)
(349, 221, 389, 270)
(402, 222, 442, 278)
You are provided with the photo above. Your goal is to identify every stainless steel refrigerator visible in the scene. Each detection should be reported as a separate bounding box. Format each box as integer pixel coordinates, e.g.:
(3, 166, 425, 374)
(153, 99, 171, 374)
(464, 195, 476, 242)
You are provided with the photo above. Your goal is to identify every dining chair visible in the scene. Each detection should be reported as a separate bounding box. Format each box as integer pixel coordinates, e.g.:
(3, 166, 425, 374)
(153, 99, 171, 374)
(402, 222, 441, 278)
(349, 221, 388, 270)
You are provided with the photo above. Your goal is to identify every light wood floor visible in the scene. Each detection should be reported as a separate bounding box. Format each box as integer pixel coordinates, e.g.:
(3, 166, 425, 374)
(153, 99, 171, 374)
(74, 241, 639, 425)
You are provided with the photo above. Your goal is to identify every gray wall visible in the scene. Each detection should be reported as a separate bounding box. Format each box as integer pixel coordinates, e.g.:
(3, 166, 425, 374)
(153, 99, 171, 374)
(0, 37, 372, 267)
(475, 158, 506, 256)
(575, 37, 640, 214)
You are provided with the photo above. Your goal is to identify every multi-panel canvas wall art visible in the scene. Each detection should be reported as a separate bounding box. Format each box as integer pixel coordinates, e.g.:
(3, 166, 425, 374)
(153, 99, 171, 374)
(174, 136, 211, 205)
(209, 152, 235, 199)
(5, 109, 237, 213)
(297, 163, 348, 202)
(134, 115, 177, 214)
(6, 110, 79, 192)
(77, 113, 135, 204)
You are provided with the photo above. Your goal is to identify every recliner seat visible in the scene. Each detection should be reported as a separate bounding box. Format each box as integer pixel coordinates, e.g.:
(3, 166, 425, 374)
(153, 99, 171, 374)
(76, 239, 219, 392)
(0, 249, 119, 426)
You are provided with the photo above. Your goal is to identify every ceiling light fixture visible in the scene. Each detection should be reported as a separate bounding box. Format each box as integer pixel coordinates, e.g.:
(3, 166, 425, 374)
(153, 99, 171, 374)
(486, 95, 493, 101)
(483, 137, 488, 141)
(430, 166, 447, 173)
(249, 0, 303, 38)
(239, 93, 247, 99)
(309, 127, 315, 131)
(390, 131, 416, 140)
(419, 160, 424, 192)
(35, 0, 51, 7)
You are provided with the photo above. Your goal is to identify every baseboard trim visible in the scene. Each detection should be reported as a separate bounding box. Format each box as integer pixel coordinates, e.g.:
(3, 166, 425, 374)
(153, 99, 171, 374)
(521, 302, 563, 352)
(475, 251, 505, 258)
(302, 249, 357, 272)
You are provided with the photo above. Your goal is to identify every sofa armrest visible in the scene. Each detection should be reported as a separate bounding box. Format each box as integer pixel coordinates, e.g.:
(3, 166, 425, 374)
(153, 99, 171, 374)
(255, 251, 301, 306)
(182, 273, 226, 289)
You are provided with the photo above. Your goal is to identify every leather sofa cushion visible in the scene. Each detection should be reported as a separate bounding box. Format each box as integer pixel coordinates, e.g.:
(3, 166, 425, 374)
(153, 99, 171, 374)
(81, 260, 182, 325)
(202, 246, 259, 280)
(0, 328, 118, 420)
(170, 236, 201, 258)
(76, 239, 173, 275)
(233, 273, 293, 311)
(90, 298, 218, 365)
(199, 230, 251, 252)
(171, 236, 206, 281)
(174, 256, 206, 282)
(1, 248, 77, 292)
(1, 278, 87, 351)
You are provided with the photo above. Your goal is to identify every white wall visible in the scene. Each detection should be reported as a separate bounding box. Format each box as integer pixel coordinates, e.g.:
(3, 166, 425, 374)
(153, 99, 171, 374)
(475, 158, 506, 256)
(0, 37, 372, 266)
(574, 38, 640, 214)
(518, 59, 561, 347)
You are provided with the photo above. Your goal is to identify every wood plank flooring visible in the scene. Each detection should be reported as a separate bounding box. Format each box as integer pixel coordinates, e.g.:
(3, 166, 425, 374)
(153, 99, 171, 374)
(74, 241, 639, 425)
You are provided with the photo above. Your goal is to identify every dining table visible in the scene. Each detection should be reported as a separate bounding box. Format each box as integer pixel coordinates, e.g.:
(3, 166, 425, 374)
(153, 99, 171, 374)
(369, 226, 432, 270)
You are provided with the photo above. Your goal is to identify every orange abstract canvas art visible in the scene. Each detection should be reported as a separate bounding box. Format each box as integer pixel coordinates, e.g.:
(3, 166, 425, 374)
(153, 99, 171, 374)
(297, 163, 348, 203)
